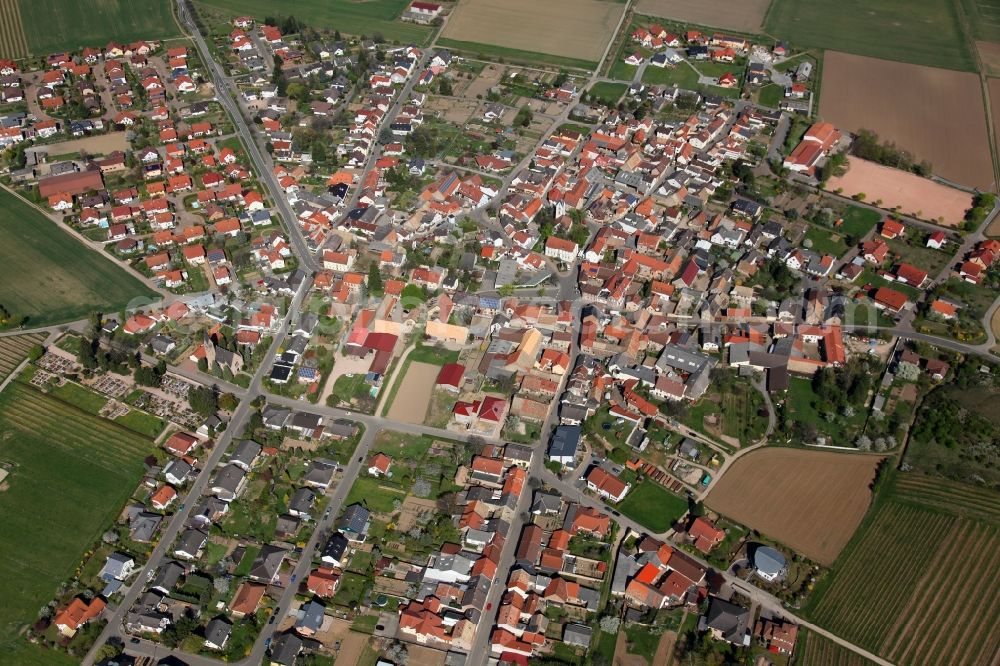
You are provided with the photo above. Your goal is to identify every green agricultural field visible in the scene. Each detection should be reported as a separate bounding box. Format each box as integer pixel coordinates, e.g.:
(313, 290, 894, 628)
(18, 0, 181, 54)
(796, 628, 878, 666)
(0, 333, 44, 384)
(0, 189, 159, 328)
(0, 383, 154, 661)
(436, 38, 599, 71)
(617, 480, 688, 532)
(197, 0, 433, 45)
(806, 473, 1000, 665)
(588, 81, 628, 105)
(961, 0, 1000, 42)
(765, 0, 976, 71)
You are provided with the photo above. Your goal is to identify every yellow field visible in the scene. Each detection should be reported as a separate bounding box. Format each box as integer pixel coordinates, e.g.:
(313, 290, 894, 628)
(441, 0, 624, 63)
(0, 0, 28, 58)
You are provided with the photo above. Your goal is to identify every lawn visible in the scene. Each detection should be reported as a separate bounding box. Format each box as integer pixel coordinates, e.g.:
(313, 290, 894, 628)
(588, 81, 628, 105)
(197, 0, 433, 44)
(50, 381, 109, 415)
(617, 480, 688, 532)
(765, 0, 975, 71)
(804, 225, 849, 257)
(641, 63, 699, 88)
(114, 409, 166, 438)
(885, 235, 950, 276)
(758, 83, 783, 108)
(0, 189, 158, 328)
(344, 475, 407, 514)
(18, 0, 181, 54)
(0, 383, 154, 660)
(837, 205, 881, 238)
(436, 38, 599, 71)
(786, 376, 868, 444)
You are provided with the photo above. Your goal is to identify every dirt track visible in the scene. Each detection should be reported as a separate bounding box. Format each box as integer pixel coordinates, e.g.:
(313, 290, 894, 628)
(706, 447, 882, 564)
(820, 51, 993, 190)
(442, 0, 624, 62)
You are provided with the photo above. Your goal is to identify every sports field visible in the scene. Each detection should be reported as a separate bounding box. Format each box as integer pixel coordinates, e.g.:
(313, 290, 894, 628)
(0, 382, 154, 659)
(196, 0, 433, 44)
(765, 0, 976, 72)
(16, 0, 180, 55)
(0, 188, 158, 327)
(634, 0, 771, 32)
(807, 473, 1000, 665)
(825, 158, 975, 226)
(706, 448, 882, 564)
(441, 0, 624, 66)
(820, 51, 993, 190)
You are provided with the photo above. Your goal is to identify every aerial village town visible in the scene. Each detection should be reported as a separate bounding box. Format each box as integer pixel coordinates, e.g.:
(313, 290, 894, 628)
(0, 2, 998, 666)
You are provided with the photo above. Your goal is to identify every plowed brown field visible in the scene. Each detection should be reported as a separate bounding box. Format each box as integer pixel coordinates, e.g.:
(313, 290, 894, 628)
(441, 0, 624, 62)
(820, 51, 993, 190)
(706, 447, 882, 564)
(634, 0, 771, 32)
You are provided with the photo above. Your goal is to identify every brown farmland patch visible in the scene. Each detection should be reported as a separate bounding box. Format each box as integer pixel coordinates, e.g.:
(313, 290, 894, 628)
(820, 51, 993, 190)
(634, 0, 771, 33)
(385, 361, 438, 424)
(825, 158, 973, 227)
(706, 448, 882, 564)
(441, 0, 624, 62)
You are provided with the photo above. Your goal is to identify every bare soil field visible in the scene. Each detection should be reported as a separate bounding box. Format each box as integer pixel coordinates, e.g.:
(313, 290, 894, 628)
(0, 0, 28, 58)
(820, 51, 993, 190)
(441, 0, 624, 62)
(41, 132, 130, 157)
(825, 158, 973, 227)
(426, 95, 477, 124)
(634, 0, 771, 32)
(385, 361, 438, 424)
(706, 447, 882, 564)
(464, 64, 505, 98)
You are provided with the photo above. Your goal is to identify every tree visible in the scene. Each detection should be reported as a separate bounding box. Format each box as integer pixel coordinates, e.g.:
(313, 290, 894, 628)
(188, 386, 219, 418)
(219, 392, 239, 411)
(368, 263, 384, 297)
(498, 283, 515, 297)
(437, 76, 452, 96)
(134, 365, 162, 388)
(599, 616, 620, 633)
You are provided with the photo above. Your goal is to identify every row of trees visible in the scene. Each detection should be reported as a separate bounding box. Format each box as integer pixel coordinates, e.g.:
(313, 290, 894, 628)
(851, 128, 933, 177)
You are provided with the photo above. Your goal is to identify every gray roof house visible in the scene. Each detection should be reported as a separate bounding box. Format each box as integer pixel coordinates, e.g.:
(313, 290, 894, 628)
(699, 596, 751, 646)
(174, 529, 208, 560)
(151, 560, 185, 593)
(288, 487, 316, 520)
(100, 553, 136, 582)
(295, 600, 326, 636)
(130, 512, 162, 543)
(320, 532, 350, 567)
(230, 440, 262, 471)
(249, 545, 287, 584)
(548, 425, 580, 466)
(262, 405, 292, 429)
(211, 464, 248, 502)
(269, 632, 303, 665)
(204, 617, 233, 650)
(338, 504, 371, 541)
(302, 459, 337, 490)
(563, 623, 593, 648)
(163, 459, 193, 486)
